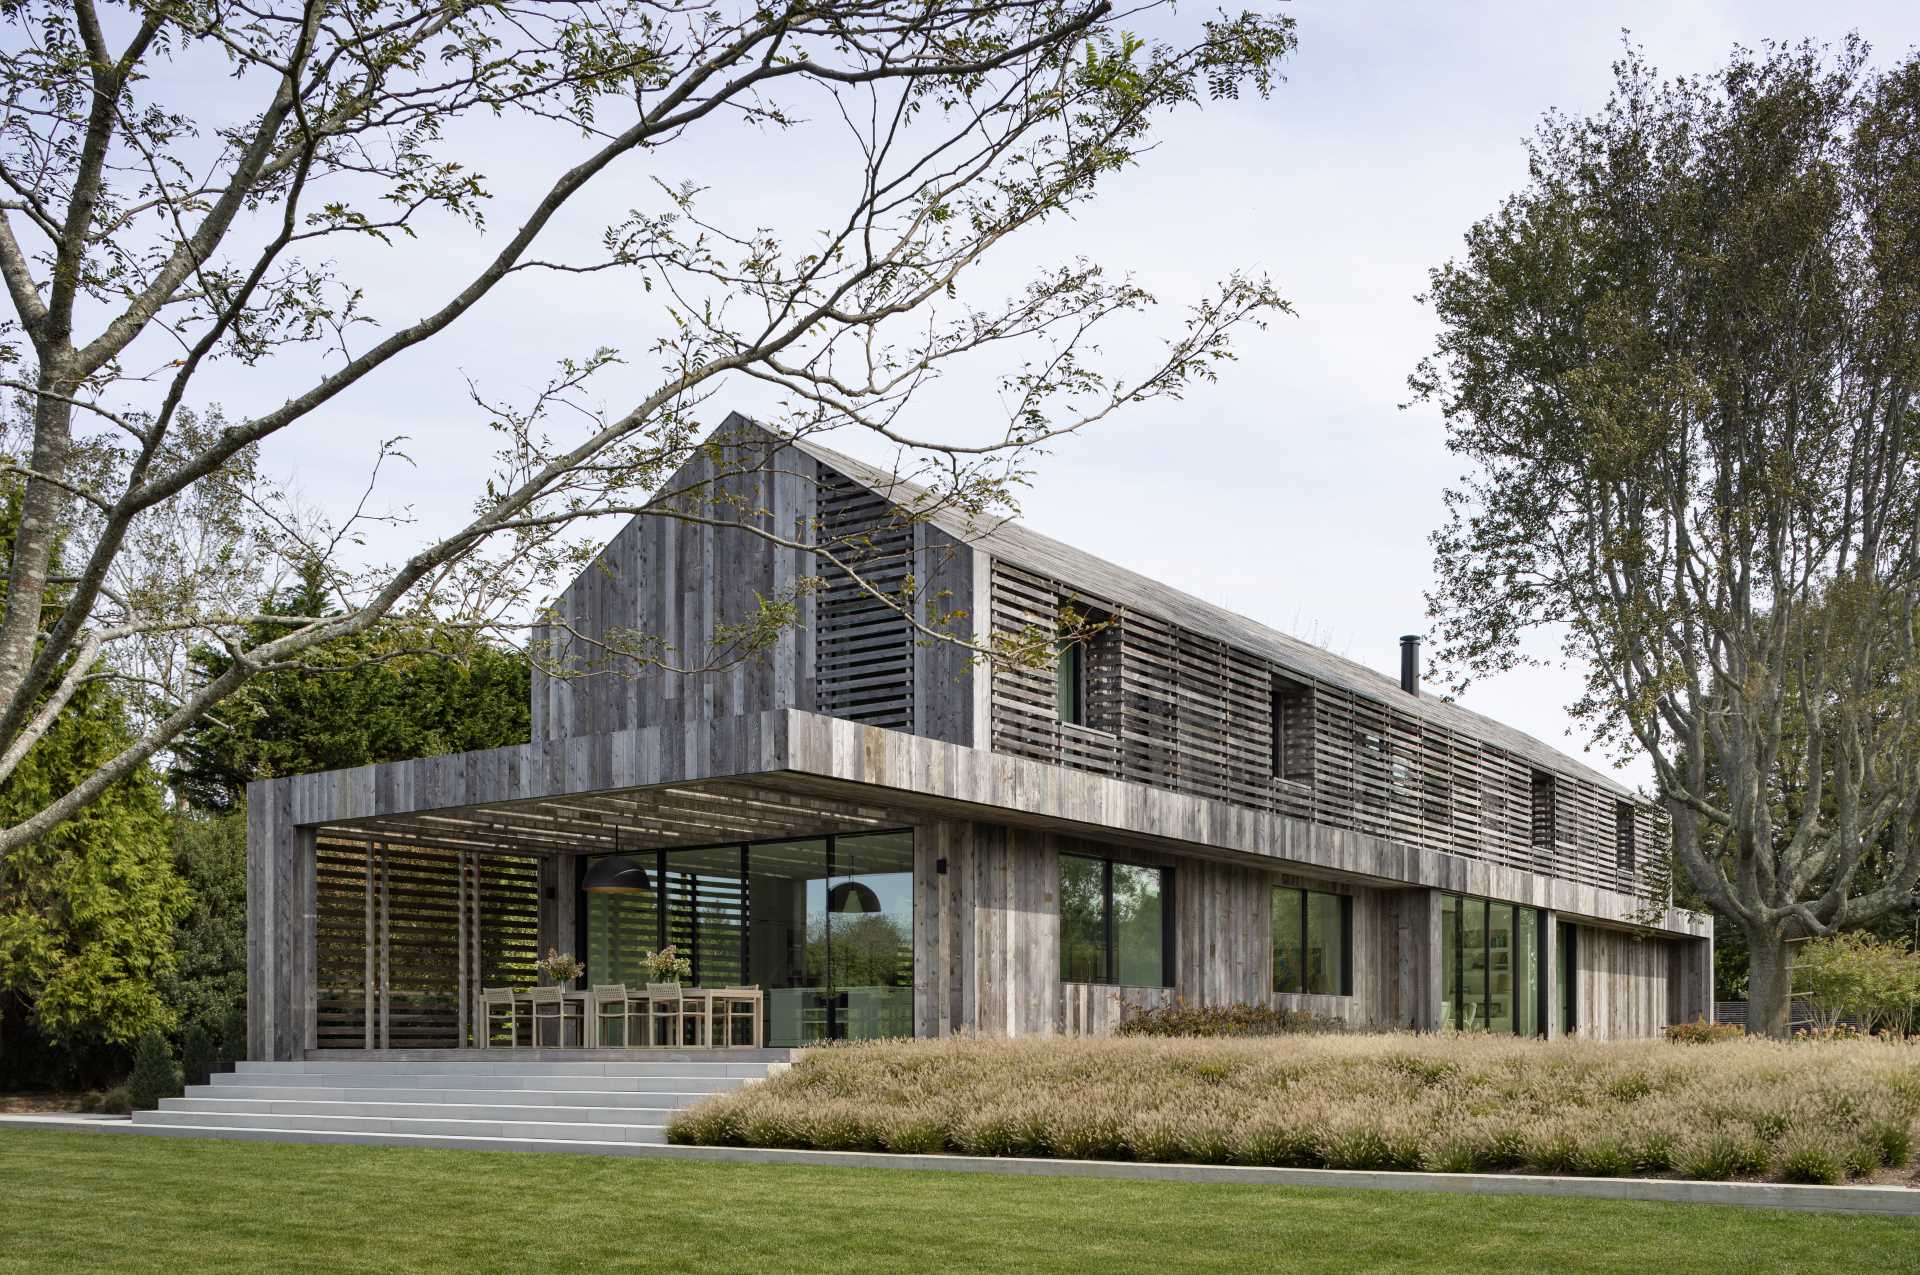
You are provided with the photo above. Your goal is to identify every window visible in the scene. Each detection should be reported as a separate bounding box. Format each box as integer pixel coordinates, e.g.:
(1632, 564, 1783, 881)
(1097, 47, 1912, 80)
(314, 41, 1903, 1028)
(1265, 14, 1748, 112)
(1272, 886, 1351, 995)
(1055, 638, 1084, 725)
(1439, 892, 1545, 1035)
(1615, 801, 1636, 877)
(1271, 679, 1313, 780)
(578, 831, 915, 1047)
(1529, 770, 1556, 849)
(1558, 923, 1578, 1035)
(1059, 853, 1172, 986)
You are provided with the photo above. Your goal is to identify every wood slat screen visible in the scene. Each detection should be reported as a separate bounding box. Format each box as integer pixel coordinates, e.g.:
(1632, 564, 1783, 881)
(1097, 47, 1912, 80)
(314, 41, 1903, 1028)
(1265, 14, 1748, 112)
(662, 867, 748, 986)
(313, 837, 541, 1049)
(989, 564, 1668, 898)
(814, 472, 915, 731)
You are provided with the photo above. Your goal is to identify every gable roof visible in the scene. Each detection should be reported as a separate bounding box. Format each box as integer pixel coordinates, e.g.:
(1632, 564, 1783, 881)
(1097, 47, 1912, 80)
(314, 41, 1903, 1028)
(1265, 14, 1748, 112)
(716, 414, 1634, 798)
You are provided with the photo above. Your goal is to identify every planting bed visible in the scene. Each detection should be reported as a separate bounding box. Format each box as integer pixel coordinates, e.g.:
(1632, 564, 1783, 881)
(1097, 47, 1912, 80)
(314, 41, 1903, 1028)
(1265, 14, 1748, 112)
(668, 1033, 1920, 1185)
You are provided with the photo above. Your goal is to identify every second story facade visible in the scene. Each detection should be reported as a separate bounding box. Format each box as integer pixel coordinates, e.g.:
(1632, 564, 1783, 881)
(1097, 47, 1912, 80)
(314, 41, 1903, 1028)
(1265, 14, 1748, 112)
(533, 415, 1668, 905)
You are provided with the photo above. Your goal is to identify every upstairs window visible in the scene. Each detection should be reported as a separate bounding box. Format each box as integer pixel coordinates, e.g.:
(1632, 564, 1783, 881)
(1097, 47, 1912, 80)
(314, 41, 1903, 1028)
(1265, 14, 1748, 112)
(1615, 801, 1636, 877)
(1055, 600, 1114, 729)
(1055, 638, 1084, 725)
(1270, 678, 1313, 781)
(1059, 853, 1172, 987)
(1529, 770, 1556, 849)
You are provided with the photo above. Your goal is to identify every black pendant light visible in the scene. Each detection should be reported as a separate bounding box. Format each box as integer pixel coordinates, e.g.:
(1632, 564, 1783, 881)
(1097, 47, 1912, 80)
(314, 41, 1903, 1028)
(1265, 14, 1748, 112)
(827, 880, 882, 914)
(582, 855, 651, 893)
(582, 834, 651, 895)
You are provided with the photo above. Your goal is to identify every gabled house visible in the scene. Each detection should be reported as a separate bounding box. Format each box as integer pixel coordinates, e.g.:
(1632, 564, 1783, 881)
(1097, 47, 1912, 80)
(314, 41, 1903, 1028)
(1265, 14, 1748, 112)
(246, 414, 1711, 1060)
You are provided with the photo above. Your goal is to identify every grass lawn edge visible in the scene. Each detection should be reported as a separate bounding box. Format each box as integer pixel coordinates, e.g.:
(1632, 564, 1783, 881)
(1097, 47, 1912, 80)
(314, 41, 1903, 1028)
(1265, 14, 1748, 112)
(7, 1117, 1916, 1217)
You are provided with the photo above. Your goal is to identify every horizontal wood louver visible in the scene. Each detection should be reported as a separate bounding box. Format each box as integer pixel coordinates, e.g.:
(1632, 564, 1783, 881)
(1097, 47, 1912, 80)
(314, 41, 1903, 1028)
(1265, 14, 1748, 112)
(313, 837, 540, 1049)
(988, 567, 1667, 898)
(814, 472, 915, 731)
(662, 865, 748, 985)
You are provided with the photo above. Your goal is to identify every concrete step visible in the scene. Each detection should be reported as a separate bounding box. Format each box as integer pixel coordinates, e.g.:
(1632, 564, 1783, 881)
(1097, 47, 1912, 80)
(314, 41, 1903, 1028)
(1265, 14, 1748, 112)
(160, 1097, 685, 1125)
(131, 1109, 667, 1144)
(190, 1084, 713, 1108)
(210, 1071, 746, 1093)
(238, 1059, 772, 1078)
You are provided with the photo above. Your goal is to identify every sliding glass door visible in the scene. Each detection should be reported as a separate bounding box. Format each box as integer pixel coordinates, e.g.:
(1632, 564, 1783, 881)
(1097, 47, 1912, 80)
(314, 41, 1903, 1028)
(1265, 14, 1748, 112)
(581, 830, 912, 1047)
(825, 831, 914, 1042)
(1438, 892, 1545, 1036)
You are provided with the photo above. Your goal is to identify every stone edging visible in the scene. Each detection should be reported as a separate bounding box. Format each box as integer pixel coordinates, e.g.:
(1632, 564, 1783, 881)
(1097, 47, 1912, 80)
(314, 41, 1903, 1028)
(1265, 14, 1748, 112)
(2, 1115, 1915, 1216)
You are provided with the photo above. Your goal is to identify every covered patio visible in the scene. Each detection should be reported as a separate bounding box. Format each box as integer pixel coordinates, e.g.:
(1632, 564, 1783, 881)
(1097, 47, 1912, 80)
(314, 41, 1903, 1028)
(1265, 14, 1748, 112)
(299, 774, 913, 1054)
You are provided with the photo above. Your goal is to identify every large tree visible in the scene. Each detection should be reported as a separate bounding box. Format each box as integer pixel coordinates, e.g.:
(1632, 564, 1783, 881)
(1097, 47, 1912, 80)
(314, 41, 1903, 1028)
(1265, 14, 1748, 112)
(0, 0, 1296, 859)
(1411, 39, 1920, 1037)
(0, 476, 183, 1083)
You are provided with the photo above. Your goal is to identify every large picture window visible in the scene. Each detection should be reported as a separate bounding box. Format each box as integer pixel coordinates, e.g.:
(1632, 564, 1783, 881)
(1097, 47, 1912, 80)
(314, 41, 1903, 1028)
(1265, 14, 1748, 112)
(579, 830, 913, 1048)
(1273, 886, 1350, 995)
(1439, 893, 1544, 1035)
(1059, 853, 1172, 986)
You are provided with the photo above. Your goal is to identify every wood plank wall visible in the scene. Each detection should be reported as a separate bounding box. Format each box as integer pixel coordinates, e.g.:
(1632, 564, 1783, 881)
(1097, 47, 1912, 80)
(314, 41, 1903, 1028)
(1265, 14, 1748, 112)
(532, 442, 819, 741)
(988, 560, 1665, 899)
(532, 440, 979, 749)
(1574, 924, 1673, 1039)
(912, 817, 1432, 1038)
(914, 820, 1061, 1038)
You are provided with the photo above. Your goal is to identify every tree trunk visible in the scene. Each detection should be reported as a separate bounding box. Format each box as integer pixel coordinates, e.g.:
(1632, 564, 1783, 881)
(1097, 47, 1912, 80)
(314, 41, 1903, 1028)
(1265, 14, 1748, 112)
(0, 382, 75, 722)
(1746, 931, 1794, 1039)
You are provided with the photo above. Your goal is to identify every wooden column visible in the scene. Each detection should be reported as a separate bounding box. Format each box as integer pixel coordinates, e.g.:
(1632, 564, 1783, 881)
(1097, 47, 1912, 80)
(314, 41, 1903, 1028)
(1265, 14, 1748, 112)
(245, 781, 305, 1061)
(298, 828, 318, 1055)
(1542, 910, 1561, 1039)
(362, 839, 375, 1050)
(377, 841, 391, 1050)
(457, 850, 469, 1048)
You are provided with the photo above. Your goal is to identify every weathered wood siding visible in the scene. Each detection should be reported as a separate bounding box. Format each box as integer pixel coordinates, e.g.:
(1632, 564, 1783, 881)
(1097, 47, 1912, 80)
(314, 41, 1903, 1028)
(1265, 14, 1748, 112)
(1574, 924, 1673, 1040)
(914, 820, 1060, 1037)
(988, 562, 1665, 899)
(532, 428, 979, 748)
(909, 820, 1432, 1038)
(251, 710, 1708, 1057)
(532, 439, 820, 741)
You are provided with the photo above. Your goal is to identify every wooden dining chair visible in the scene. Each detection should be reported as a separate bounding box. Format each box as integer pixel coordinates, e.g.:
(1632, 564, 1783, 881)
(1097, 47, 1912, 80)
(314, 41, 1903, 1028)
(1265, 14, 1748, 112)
(590, 983, 630, 1048)
(478, 987, 520, 1048)
(622, 986, 652, 1047)
(528, 986, 582, 1048)
(713, 986, 762, 1048)
(646, 983, 684, 1048)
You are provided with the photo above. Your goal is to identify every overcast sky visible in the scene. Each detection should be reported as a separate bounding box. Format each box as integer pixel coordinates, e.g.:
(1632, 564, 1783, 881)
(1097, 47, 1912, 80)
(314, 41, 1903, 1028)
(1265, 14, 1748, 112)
(228, 1, 1920, 791)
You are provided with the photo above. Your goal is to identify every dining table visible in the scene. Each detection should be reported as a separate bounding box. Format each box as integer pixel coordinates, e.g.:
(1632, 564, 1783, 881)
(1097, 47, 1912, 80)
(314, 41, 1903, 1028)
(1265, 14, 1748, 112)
(515, 985, 763, 1048)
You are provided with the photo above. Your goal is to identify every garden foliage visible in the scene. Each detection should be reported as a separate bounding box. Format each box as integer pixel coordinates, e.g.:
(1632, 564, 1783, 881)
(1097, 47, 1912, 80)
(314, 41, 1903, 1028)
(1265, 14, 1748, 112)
(1114, 1000, 1343, 1038)
(670, 1034, 1920, 1184)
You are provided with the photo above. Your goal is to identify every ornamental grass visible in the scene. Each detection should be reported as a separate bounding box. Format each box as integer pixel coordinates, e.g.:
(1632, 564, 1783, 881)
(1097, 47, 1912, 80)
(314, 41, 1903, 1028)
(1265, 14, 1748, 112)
(668, 1033, 1920, 1184)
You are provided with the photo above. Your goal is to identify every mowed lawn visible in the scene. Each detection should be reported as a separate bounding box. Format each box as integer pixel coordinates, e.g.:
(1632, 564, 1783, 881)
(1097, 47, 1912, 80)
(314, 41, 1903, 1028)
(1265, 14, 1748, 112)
(0, 1129, 1916, 1274)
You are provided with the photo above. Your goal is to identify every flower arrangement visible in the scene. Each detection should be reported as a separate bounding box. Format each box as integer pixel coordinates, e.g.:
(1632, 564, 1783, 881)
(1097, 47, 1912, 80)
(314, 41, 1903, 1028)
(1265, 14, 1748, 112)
(640, 945, 692, 983)
(537, 948, 585, 985)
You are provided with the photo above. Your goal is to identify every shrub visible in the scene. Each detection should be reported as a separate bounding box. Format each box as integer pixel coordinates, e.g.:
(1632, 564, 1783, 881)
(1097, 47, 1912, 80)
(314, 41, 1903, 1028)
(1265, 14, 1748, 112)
(125, 1032, 182, 1111)
(1776, 1137, 1844, 1184)
(1114, 999, 1343, 1038)
(1794, 933, 1920, 1035)
(180, 1022, 216, 1088)
(77, 1086, 132, 1115)
(1665, 1018, 1743, 1045)
(100, 1085, 132, 1115)
(1795, 1023, 1863, 1042)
